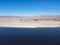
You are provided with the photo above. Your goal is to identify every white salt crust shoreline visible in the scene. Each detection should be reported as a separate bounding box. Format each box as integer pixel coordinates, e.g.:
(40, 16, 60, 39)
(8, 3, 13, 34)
(0, 26, 59, 28)
(0, 21, 60, 28)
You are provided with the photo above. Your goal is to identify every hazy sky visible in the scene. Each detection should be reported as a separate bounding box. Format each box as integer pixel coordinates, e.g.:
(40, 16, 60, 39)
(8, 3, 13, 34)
(0, 0, 60, 16)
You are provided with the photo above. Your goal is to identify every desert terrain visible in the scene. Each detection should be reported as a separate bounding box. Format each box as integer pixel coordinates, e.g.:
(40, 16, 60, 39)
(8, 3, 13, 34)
(0, 15, 60, 28)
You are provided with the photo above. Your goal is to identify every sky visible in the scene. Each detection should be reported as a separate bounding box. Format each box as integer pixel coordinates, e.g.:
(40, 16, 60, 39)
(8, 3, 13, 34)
(0, 0, 60, 16)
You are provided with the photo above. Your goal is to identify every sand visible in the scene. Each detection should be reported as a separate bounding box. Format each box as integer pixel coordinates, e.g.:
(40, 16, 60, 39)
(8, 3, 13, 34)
(0, 17, 60, 28)
(0, 21, 60, 28)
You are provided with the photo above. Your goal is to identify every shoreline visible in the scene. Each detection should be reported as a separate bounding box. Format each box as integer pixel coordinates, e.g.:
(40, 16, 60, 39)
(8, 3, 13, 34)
(0, 21, 60, 28)
(0, 17, 60, 28)
(0, 26, 59, 28)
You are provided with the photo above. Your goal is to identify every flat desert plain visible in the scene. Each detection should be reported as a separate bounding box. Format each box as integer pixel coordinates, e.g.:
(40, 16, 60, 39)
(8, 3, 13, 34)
(0, 15, 60, 28)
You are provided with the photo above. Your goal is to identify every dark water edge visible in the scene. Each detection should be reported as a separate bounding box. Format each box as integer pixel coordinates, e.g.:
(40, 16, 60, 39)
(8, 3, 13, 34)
(0, 27, 60, 45)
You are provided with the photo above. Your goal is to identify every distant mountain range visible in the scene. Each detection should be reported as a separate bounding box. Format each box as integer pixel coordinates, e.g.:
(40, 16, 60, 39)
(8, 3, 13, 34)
(0, 16, 24, 18)
(0, 15, 60, 18)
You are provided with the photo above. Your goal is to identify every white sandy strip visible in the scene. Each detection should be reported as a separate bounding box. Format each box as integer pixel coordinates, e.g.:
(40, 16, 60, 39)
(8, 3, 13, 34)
(0, 25, 59, 28)
(0, 21, 60, 28)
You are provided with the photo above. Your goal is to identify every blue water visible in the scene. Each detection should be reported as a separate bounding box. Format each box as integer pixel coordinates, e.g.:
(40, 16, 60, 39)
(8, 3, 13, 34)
(0, 27, 60, 45)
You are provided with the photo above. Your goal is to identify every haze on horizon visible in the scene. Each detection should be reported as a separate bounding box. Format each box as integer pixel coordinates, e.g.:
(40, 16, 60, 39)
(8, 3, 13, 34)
(0, 0, 60, 16)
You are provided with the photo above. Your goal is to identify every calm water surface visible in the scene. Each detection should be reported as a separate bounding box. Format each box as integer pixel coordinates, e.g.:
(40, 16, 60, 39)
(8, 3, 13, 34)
(0, 27, 60, 45)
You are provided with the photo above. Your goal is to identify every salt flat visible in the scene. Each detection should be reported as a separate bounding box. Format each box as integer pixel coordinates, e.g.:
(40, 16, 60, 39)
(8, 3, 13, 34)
(0, 21, 60, 28)
(0, 16, 60, 28)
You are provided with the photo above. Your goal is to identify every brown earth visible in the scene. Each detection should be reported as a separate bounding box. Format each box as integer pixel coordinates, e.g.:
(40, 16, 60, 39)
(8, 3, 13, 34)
(0, 15, 60, 22)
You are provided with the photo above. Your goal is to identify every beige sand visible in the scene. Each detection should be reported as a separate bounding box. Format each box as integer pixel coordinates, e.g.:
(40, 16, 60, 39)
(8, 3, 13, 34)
(0, 17, 60, 28)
